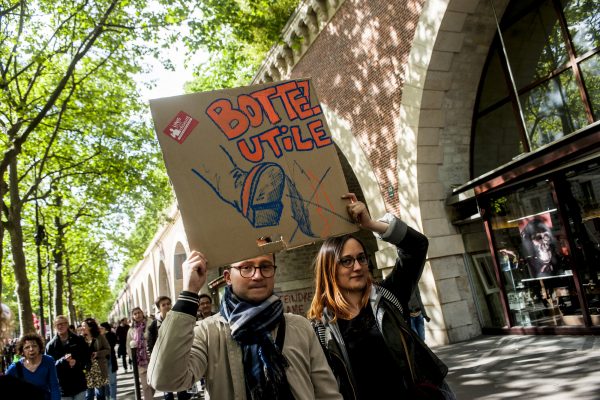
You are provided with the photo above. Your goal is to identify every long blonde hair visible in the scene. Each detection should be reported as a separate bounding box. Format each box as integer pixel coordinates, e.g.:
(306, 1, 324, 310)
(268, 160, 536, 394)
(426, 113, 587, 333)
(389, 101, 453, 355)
(307, 234, 372, 322)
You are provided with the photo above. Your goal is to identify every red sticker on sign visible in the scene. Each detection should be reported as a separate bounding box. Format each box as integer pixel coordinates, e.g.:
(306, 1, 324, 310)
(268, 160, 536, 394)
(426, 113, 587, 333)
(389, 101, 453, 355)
(163, 111, 198, 144)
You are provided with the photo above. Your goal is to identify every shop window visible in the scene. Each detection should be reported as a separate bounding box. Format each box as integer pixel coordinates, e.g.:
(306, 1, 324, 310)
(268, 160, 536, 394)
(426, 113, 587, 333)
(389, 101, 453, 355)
(520, 69, 587, 149)
(472, 103, 523, 177)
(579, 54, 599, 118)
(502, 0, 568, 88)
(471, 0, 599, 179)
(562, 0, 600, 56)
(487, 180, 578, 327)
(561, 162, 600, 325)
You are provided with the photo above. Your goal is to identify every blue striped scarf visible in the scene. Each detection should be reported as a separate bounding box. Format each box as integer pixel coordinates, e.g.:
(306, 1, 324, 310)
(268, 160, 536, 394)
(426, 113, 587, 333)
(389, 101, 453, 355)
(220, 285, 293, 400)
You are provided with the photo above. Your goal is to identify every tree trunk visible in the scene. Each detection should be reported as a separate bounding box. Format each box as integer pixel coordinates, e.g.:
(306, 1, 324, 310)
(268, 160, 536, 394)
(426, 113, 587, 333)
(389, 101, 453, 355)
(7, 159, 34, 334)
(66, 256, 77, 324)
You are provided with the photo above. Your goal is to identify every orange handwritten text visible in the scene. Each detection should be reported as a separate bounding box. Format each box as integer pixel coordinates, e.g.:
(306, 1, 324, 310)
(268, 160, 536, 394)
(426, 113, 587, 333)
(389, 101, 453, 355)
(205, 80, 324, 141)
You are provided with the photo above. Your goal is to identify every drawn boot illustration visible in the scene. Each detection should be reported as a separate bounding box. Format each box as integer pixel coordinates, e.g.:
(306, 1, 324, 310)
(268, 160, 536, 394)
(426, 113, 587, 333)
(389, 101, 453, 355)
(239, 163, 285, 227)
(191, 147, 286, 228)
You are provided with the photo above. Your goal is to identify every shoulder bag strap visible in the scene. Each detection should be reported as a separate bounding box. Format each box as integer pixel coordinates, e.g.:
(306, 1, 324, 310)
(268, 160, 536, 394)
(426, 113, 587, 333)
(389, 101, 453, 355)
(398, 328, 416, 385)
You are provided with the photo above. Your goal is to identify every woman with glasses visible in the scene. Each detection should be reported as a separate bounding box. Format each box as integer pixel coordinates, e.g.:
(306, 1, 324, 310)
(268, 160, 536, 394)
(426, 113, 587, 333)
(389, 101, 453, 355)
(308, 193, 453, 400)
(148, 240, 343, 400)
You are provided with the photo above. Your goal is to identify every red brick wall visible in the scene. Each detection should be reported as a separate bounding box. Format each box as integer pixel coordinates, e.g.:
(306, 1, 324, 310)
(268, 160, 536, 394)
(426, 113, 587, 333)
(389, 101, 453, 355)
(290, 0, 424, 214)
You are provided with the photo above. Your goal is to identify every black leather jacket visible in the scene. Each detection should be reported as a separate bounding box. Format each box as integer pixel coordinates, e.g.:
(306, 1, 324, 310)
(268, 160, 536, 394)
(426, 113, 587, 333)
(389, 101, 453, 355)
(313, 215, 446, 399)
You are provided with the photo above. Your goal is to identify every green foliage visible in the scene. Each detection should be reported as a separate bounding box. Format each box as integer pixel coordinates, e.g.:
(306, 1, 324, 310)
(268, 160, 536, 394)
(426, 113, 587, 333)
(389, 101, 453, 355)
(0, 0, 301, 330)
(183, 0, 301, 92)
(0, 0, 178, 329)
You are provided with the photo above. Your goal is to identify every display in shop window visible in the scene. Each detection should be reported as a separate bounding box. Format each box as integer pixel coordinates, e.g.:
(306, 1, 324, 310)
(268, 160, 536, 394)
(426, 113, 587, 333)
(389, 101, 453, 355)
(518, 212, 564, 278)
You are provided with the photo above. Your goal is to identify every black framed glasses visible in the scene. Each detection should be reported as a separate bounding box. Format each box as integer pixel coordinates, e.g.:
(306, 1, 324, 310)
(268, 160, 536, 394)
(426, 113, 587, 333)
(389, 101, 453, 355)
(231, 264, 277, 278)
(338, 253, 369, 268)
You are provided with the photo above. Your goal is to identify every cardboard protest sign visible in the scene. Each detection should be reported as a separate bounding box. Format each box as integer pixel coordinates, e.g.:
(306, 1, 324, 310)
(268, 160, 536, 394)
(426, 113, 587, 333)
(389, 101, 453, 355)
(150, 78, 357, 267)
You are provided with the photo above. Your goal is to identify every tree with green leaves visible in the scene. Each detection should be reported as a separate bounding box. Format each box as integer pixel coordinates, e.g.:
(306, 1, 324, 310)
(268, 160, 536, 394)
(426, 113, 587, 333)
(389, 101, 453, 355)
(1, 0, 302, 335)
(0, 0, 176, 333)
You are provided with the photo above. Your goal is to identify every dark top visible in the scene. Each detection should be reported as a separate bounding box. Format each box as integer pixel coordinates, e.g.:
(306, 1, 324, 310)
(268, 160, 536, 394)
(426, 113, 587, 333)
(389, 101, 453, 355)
(0, 374, 46, 400)
(104, 331, 118, 372)
(46, 331, 90, 396)
(115, 324, 130, 356)
(147, 318, 163, 354)
(338, 304, 404, 399)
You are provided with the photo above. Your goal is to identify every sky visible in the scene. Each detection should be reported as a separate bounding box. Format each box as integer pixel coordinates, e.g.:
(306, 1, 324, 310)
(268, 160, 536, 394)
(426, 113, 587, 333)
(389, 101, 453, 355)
(137, 55, 194, 102)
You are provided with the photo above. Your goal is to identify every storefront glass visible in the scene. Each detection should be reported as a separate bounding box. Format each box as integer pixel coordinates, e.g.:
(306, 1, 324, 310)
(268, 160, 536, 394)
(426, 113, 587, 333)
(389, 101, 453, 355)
(579, 55, 599, 118)
(562, 0, 600, 56)
(561, 162, 600, 325)
(520, 69, 588, 148)
(471, 0, 600, 175)
(503, 1, 567, 88)
(487, 180, 576, 327)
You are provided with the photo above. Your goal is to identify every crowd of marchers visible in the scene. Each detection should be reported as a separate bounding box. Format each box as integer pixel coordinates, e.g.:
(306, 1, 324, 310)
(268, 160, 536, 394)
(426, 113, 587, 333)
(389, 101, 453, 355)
(0, 193, 454, 400)
(0, 295, 216, 400)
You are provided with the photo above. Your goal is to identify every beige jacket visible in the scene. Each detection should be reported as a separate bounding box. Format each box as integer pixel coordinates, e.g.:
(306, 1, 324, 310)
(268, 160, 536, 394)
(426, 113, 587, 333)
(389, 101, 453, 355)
(148, 310, 342, 400)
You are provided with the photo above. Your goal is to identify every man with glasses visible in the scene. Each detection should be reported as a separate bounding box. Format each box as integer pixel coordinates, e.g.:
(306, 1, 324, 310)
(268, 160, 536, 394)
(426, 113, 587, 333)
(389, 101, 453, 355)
(196, 294, 215, 320)
(46, 315, 90, 400)
(148, 245, 342, 399)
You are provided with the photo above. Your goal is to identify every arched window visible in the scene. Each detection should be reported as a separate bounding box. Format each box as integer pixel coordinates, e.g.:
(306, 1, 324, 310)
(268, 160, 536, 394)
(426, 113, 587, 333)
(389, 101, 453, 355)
(472, 0, 599, 178)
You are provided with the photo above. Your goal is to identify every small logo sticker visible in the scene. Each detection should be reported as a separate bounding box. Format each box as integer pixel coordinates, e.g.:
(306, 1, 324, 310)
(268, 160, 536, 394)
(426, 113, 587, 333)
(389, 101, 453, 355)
(164, 111, 198, 144)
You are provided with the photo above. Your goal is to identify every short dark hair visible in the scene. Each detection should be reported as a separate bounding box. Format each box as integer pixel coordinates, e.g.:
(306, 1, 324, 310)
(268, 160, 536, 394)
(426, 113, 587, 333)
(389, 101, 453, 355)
(199, 294, 212, 303)
(17, 333, 44, 355)
(155, 295, 172, 308)
(100, 322, 112, 331)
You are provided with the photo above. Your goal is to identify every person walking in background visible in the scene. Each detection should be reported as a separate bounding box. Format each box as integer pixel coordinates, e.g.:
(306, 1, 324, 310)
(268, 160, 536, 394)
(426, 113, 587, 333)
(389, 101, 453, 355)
(148, 243, 343, 399)
(127, 307, 154, 400)
(148, 296, 191, 400)
(408, 286, 430, 341)
(115, 318, 130, 372)
(147, 296, 172, 354)
(82, 318, 110, 400)
(100, 322, 118, 400)
(307, 193, 453, 400)
(196, 294, 215, 320)
(5, 333, 61, 400)
(46, 315, 90, 400)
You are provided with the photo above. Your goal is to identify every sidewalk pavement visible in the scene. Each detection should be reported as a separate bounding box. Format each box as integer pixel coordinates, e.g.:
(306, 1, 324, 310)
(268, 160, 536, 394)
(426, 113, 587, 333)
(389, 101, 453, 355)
(434, 334, 600, 400)
(115, 368, 202, 400)
(115, 334, 600, 400)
